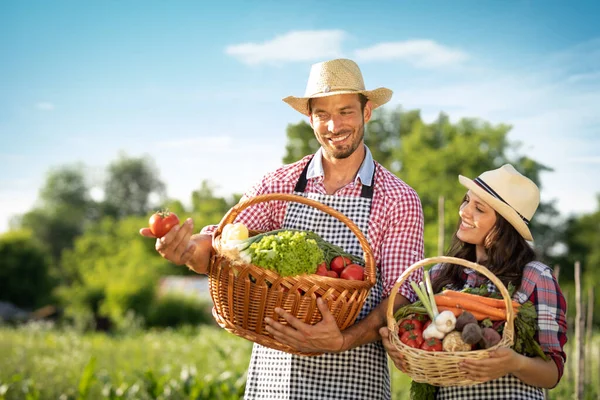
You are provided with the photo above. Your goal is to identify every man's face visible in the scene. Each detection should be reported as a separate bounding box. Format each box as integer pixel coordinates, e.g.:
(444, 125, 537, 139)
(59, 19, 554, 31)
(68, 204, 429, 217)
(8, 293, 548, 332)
(309, 94, 372, 160)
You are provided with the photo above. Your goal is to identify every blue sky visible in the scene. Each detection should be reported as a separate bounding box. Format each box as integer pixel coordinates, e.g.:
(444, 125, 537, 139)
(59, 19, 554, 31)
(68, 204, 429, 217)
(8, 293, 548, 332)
(1, 0, 599, 233)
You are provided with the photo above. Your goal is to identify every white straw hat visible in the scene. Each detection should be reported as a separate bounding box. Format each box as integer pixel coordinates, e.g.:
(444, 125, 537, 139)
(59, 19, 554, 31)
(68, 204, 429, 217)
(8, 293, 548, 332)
(459, 164, 540, 241)
(283, 58, 393, 115)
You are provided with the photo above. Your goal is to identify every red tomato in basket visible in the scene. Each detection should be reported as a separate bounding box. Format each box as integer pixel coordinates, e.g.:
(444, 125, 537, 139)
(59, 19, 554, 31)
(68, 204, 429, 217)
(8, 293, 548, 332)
(315, 262, 329, 276)
(326, 270, 339, 278)
(148, 210, 180, 238)
(340, 264, 364, 281)
(420, 337, 443, 352)
(398, 318, 423, 334)
(330, 256, 352, 275)
(400, 329, 424, 348)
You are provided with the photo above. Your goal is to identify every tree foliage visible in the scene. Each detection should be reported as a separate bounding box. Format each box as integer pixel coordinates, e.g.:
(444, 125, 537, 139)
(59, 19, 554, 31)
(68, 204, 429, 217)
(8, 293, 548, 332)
(0, 230, 53, 309)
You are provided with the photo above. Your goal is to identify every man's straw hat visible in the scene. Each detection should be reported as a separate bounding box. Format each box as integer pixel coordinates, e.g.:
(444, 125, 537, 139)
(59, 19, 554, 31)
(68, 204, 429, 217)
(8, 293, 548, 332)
(459, 164, 540, 241)
(283, 58, 393, 115)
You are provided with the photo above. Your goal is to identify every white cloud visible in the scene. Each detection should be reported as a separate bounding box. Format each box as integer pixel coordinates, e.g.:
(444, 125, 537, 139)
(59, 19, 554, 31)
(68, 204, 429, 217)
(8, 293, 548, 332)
(354, 40, 468, 68)
(225, 30, 346, 65)
(36, 102, 55, 110)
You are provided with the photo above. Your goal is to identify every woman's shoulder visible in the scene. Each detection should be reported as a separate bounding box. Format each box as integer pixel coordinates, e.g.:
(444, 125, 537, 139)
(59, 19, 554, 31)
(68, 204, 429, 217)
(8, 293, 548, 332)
(515, 260, 560, 302)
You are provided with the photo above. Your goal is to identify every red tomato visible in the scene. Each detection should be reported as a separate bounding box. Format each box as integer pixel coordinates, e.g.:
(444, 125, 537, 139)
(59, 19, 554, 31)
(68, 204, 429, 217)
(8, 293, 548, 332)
(325, 270, 339, 278)
(398, 318, 423, 334)
(330, 256, 352, 275)
(340, 264, 364, 281)
(315, 262, 329, 276)
(400, 329, 424, 348)
(420, 337, 443, 352)
(148, 210, 180, 238)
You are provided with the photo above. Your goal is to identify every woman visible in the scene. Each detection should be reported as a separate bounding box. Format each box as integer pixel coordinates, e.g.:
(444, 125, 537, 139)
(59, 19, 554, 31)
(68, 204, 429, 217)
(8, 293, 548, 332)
(381, 164, 567, 399)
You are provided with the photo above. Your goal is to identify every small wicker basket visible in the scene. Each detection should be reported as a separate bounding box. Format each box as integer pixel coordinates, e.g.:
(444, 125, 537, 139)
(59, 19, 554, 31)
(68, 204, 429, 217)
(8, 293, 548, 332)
(386, 256, 516, 387)
(208, 193, 376, 356)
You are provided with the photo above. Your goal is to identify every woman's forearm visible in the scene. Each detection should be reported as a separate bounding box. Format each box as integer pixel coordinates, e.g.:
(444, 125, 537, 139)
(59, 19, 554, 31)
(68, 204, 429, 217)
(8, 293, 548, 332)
(513, 354, 559, 389)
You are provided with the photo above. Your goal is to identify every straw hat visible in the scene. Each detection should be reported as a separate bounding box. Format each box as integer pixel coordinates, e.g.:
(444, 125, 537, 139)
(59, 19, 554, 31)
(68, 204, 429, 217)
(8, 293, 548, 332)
(459, 164, 540, 241)
(283, 58, 393, 115)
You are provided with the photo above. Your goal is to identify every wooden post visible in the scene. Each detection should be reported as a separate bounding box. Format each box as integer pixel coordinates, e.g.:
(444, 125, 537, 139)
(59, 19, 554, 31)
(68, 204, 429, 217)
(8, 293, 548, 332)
(437, 195, 445, 256)
(585, 286, 594, 387)
(574, 261, 584, 400)
(553, 264, 560, 281)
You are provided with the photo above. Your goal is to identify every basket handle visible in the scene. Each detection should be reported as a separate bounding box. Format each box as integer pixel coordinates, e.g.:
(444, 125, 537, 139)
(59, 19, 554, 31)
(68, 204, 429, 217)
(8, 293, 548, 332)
(214, 193, 376, 285)
(385, 256, 515, 339)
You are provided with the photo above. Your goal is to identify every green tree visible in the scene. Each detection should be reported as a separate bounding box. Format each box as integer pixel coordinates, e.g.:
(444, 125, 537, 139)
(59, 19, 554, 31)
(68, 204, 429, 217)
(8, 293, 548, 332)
(0, 230, 53, 309)
(102, 153, 166, 219)
(16, 164, 93, 265)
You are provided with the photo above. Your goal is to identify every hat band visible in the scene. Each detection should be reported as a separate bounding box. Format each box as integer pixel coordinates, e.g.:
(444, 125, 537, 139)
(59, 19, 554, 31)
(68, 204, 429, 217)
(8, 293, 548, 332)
(474, 177, 530, 225)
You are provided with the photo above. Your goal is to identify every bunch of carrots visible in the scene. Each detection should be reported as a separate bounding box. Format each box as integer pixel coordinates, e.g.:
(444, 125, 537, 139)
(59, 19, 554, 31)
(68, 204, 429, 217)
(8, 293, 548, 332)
(434, 290, 520, 321)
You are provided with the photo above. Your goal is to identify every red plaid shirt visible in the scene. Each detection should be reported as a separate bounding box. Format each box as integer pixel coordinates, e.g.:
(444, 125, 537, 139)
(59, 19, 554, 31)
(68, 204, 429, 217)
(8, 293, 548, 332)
(430, 261, 568, 382)
(202, 150, 425, 301)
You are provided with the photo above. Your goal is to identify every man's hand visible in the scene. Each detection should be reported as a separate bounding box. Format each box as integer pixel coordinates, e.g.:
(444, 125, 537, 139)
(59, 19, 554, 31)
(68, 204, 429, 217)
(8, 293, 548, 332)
(380, 327, 407, 372)
(140, 218, 197, 266)
(264, 297, 345, 353)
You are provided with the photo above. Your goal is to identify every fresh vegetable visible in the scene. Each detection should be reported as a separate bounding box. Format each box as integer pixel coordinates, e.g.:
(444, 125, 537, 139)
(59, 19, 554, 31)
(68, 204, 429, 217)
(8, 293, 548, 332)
(148, 210, 180, 238)
(420, 337, 443, 352)
(434, 294, 507, 320)
(422, 323, 445, 340)
(315, 262, 329, 276)
(480, 327, 502, 349)
(461, 323, 483, 345)
(455, 311, 477, 331)
(398, 318, 423, 334)
(437, 305, 504, 321)
(330, 256, 352, 275)
(221, 222, 249, 242)
(340, 264, 365, 281)
(433, 310, 456, 333)
(440, 289, 521, 310)
(400, 329, 424, 348)
(442, 331, 472, 352)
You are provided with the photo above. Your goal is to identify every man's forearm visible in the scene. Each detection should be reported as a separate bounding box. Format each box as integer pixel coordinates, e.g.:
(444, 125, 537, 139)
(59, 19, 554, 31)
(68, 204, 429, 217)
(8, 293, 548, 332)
(340, 294, 409, 351)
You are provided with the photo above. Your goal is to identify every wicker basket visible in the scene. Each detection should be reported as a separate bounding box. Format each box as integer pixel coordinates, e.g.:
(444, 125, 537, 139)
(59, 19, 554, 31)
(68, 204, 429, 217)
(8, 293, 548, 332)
(385, 256, 516, 386)
(208, 193, 376, 356)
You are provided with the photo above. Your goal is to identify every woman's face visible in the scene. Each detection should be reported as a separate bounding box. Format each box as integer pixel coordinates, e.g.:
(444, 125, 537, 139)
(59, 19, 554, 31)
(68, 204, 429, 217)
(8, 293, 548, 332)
(457, 190, 498, 246)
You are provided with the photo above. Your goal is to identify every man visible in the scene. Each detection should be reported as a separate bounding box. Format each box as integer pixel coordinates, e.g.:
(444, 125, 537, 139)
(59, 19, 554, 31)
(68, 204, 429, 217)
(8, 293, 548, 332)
(140, 58, 424, 399)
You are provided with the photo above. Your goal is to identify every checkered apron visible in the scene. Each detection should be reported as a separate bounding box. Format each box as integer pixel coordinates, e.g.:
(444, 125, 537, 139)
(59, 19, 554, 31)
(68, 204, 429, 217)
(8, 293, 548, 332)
(244, 162, 390, 400)
(435, 273, 545, 400)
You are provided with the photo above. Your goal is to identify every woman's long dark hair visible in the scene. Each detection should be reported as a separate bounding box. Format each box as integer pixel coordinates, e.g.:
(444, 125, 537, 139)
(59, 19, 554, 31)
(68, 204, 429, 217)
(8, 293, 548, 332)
(431, 208, 536, 294)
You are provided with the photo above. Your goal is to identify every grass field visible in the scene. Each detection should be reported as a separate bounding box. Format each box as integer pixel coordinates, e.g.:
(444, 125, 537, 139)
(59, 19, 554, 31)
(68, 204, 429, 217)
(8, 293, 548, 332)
(0, 323, 594, 399)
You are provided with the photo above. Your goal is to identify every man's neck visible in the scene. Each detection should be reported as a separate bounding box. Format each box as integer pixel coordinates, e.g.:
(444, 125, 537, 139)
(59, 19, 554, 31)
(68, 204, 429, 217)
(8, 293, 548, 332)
(321, 146, 366, 195)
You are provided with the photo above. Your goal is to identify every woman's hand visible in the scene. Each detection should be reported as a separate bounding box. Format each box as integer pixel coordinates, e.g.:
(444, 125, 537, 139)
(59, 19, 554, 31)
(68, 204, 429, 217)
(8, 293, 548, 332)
(460, 347, 525, 382)
(380, 326, 407, 372)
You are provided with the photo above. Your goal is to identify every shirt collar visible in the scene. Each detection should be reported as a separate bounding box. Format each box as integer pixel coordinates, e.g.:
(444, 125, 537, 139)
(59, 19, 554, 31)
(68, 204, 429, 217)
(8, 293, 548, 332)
(306, 145, 374, 186)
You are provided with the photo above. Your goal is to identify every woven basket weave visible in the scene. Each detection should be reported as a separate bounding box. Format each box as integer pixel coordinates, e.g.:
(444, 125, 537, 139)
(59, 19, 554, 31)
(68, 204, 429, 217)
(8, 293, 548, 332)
(208, 193, 376, 356)
(386, 256, 515, 387)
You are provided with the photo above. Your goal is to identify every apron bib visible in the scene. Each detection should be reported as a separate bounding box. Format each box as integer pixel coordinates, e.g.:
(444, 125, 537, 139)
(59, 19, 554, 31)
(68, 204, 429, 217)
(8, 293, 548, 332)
(244, 162, 390, 400)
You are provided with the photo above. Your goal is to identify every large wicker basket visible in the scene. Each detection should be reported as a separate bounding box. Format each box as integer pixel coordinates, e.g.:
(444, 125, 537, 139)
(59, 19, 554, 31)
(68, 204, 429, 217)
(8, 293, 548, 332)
(386, 256, 516, 387)
(208, 193, 377, 356)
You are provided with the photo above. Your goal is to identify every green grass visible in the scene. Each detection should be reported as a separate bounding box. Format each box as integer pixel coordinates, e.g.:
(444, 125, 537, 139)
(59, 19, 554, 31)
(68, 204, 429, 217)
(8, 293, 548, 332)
(0, 323, 594, 399)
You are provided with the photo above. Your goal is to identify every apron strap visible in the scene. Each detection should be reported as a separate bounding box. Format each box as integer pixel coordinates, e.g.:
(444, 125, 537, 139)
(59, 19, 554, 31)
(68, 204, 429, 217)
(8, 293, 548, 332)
(294, 155, 377, 199)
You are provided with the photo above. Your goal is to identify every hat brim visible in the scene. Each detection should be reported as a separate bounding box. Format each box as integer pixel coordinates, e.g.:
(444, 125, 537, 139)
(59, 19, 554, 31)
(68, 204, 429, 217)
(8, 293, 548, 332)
(282, 87, 393, 116)
(459, 175, 533, 241)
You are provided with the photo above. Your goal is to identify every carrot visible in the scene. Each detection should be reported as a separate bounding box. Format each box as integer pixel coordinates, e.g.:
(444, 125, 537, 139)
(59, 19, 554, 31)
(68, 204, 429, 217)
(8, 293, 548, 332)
(437, 305, 505, 321)
(440, 290, 520, 310)
(434, 294, 506, 320)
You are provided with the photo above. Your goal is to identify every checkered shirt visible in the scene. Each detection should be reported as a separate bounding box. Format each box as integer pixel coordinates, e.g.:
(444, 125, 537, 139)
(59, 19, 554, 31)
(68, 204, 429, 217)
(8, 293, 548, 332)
(202, 150, 425, 302)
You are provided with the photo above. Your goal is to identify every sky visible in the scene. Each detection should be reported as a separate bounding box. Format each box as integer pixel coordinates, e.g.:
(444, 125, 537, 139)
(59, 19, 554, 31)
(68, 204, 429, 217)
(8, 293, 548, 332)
(1, 0, 599, 233)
